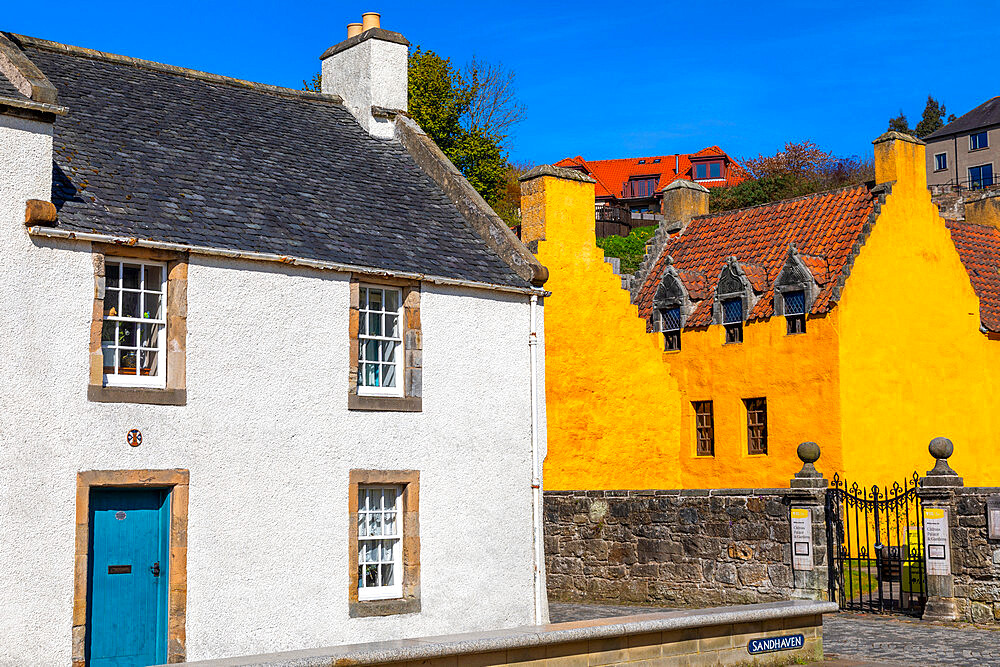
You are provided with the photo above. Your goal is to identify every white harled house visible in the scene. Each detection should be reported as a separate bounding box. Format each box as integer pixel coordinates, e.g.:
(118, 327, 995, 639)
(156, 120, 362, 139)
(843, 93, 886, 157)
(0, 15, 549, 667)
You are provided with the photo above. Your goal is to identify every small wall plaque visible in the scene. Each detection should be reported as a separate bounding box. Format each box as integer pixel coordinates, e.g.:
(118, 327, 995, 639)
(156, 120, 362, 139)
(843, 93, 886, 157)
(127, 429, 142, 447)
(987, 496, 1000, 540)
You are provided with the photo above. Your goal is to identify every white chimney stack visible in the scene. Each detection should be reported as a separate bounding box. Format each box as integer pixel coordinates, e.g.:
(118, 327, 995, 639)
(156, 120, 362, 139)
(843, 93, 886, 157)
(320, 13, 409, 139)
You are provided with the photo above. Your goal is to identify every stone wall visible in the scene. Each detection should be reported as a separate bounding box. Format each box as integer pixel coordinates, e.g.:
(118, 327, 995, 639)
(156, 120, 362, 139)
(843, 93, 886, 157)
(545, 489, 825, 607)
(951, 488, 1000, 623)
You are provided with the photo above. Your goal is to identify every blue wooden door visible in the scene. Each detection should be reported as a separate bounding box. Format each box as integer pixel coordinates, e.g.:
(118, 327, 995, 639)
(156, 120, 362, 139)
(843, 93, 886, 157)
(87, 488, 170, 667)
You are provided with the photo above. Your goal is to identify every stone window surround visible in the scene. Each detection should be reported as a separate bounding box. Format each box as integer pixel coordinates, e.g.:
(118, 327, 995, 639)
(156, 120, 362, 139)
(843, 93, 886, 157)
(711, 260, 757, 340)
(88, 244, 187, 406)
(348, 275, 421, 412)
(348, 470, 420, 617)
(72, 469, 189, 667)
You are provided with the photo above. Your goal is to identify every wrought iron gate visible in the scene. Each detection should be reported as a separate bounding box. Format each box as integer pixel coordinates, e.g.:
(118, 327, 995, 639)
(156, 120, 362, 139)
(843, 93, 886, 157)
(826, 472, 928, 616)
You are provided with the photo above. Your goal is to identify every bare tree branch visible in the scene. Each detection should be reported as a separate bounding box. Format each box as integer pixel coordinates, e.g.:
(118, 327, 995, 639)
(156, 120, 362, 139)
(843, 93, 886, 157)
(463, 55, 526, 140)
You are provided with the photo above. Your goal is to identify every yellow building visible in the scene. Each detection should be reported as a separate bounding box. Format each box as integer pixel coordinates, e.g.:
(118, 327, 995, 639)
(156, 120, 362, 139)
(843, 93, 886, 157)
(526, 133, 1000, 490)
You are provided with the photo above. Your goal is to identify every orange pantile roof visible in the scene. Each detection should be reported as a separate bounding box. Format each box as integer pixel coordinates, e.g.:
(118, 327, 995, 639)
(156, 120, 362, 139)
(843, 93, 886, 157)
(946, 220, 1000, 332)
(635, 183, 880, 329)
(554, 147, 746, 200)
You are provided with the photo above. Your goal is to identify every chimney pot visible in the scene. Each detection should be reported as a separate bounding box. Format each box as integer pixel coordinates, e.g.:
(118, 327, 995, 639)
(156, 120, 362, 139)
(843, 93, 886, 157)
(347, 23, 363, 38)
(362, 12, 381, 31)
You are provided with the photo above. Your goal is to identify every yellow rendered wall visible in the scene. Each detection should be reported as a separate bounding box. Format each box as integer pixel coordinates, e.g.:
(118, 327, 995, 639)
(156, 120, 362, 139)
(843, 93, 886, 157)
(837, 139, 1000, 486)
(531, 175, 683, 490)
(671, 315, 844, 489)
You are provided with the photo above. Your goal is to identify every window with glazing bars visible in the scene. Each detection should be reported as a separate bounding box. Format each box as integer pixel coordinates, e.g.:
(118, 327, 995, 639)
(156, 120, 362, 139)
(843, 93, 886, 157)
(784, 290, 806, 335)
(101, 260, 167, 388)
(358, 286, 403, 396)
(662, 307, 681, 351)
(693, 401, 714, 456)
(723, 298, 743, 344)
(357, 485, 403, 600)
(745, 398, 767, 455)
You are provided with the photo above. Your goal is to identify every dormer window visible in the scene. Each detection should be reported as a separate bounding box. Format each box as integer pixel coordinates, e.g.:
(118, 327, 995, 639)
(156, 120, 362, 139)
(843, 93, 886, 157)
(723, 298, 743, 344)
(694, 161, 724, 181)
(662, 307, 681, 351)
(625, 176, 659, 198)
(784, 290, 806, 334)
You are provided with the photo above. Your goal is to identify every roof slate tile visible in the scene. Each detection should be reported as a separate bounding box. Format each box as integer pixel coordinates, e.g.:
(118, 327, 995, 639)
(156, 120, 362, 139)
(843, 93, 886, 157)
(17, 41, 528, 289)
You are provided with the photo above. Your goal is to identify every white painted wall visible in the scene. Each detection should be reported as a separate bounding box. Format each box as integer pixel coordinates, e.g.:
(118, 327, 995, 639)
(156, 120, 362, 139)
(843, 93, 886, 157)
(0, 116, 544, 664)
(322, 36, 407, 139)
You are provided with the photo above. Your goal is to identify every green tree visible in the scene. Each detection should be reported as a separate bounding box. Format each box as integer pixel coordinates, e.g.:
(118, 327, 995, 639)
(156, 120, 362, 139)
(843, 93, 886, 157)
(888, 110, 911, 134)
(709, 142, 874, 213)
(407, 48, 510, 212)
(913, 95, 948, 138)
(302, 72, 321, 93)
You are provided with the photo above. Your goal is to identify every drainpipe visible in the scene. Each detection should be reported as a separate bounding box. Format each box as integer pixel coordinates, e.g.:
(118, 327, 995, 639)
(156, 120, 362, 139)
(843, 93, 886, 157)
(529, 294, 544, 624)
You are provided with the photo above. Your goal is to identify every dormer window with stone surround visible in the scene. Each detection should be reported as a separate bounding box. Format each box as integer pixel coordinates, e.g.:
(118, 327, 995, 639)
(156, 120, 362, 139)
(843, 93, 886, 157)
(713, 258, 757, 346)
(774, 245, 820, 337)
(662, 307, 682, 351)
(784, 291, 806, 334)
(653, 259, 693, 352)
(722, 299, 743, 344)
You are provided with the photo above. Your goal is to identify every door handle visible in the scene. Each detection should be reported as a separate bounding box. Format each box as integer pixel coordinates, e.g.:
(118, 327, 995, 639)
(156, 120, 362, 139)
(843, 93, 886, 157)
(150, 561, 161, 577)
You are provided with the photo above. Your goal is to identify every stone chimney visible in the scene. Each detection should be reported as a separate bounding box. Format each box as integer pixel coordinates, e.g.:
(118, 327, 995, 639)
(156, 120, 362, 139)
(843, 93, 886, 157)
(319, 13, 409, 139)
(660, 179, 709, 230)
(873, 131, 926, 192)
(519, 165, 596, 249)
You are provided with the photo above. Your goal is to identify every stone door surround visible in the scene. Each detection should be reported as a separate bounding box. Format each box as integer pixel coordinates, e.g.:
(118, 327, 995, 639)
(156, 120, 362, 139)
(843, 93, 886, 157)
(73, 469, 189, 666)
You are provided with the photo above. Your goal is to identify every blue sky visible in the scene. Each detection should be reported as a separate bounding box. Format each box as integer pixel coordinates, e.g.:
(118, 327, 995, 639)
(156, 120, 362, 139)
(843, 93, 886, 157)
(4, 1, 994, 165)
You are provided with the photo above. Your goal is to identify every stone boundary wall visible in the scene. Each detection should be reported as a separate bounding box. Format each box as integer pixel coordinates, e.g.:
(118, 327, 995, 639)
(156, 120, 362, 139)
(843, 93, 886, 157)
(951, 487, 1000, 623)
(172, 600, 834, 667)
(545, 489, 824, 608)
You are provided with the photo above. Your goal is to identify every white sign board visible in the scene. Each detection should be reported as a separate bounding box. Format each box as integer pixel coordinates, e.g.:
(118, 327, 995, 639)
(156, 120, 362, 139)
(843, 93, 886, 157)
(791, 507, 813, 571)
(923, 507, 952, 576)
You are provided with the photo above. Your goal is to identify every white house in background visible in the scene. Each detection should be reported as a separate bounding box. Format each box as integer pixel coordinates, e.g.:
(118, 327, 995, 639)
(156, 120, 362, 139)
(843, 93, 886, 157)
(0, 14, 549, 667)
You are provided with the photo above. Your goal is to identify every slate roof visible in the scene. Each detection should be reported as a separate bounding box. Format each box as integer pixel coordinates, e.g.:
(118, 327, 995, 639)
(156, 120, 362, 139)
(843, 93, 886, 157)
(0, 70, 25, 99)
(946, 220, 1000, 332)
(8, 37, 529, 289)
(925, 96, 1000, 141)
(635, 183, 878, 328)
(554, 149, 746, 200)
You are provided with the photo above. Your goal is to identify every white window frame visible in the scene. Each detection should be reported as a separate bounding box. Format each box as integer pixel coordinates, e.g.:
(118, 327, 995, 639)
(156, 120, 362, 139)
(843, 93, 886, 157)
(101, 259, 167, 389)
(934, 152, 948, 172)
(970, 131, 989, 151)
(357, 285, 404, 397)
(357, 485, 403, 601)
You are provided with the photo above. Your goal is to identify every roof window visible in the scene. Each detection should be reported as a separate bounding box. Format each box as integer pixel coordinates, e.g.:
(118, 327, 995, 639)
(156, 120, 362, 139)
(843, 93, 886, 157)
(638, 159, 646, 164)
(653, 158, 661, 163)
